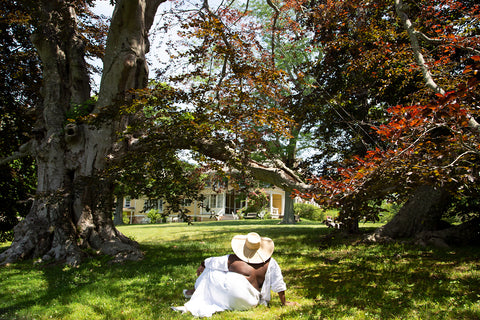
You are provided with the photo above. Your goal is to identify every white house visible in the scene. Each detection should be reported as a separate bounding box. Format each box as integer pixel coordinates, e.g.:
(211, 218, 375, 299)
(121, 180, 286, 223)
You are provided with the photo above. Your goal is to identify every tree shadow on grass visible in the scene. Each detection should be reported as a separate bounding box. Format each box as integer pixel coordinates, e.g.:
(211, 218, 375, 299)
(282, 242, 480, 319)
(2, 223, 479, 319)
(0, 241, 211, 319)
(0, 223, 327, 319)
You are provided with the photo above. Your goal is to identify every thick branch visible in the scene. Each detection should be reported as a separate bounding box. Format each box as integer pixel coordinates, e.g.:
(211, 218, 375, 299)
(394, 0, 444, 95)
(0, 141, 34, 166)
(191, 138, 311, 193)
(97, 0, 165, 110)
(395, 0, 480, 133)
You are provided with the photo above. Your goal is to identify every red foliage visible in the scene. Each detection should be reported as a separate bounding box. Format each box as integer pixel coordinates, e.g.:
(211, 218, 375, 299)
(299, 54, 479, 214)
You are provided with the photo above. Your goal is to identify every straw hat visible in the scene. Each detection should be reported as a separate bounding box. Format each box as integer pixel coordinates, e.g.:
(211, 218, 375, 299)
(231, 232, 274, 264)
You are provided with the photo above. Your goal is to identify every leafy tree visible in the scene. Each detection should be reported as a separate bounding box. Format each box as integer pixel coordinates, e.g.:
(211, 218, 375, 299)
(299, 0, 480, 245)
(298, 0, 421, 169)
(145, 0, 299, 222)
(0, 0, 308, 265)
(158, 0, 325, 222)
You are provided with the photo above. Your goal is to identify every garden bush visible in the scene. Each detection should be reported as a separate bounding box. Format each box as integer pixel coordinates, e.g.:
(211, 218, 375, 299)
(294, 203, 326, 221)
(146, 209, 162, 223)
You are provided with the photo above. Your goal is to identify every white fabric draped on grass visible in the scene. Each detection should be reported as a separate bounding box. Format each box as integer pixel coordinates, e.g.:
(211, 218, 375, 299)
(183, 254, 286, 317)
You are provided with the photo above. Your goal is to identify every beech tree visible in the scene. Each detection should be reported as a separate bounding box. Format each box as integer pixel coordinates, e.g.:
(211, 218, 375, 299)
(156, 0, 325, 223)
(299, 0, 480, 246)
(0, 0, 308, 265)
(0, 0, 161, 265)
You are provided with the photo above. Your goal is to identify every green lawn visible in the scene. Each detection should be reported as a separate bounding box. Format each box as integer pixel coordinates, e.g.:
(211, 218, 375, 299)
(1, 220, 479, 319)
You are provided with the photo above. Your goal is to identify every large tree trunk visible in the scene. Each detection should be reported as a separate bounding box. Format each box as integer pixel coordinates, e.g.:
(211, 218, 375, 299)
(368, 185, 480, 247)
(0, 0, 164, 266)
(373, 185, 450, 239)
(364, 185, 480, 247)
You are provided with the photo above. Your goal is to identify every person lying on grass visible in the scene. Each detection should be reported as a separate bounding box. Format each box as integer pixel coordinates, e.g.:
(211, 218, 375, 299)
(172, 232, 297, 317)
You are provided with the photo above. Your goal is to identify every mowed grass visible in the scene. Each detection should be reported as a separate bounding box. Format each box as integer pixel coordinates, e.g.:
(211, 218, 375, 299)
(1, 220, 479, 319)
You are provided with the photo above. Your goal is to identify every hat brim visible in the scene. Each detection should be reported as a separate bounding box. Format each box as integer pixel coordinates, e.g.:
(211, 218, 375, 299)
(231, 234, 274, 264)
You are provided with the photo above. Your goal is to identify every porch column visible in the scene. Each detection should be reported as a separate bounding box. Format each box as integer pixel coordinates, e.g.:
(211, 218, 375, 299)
(269, 192, 273, 214)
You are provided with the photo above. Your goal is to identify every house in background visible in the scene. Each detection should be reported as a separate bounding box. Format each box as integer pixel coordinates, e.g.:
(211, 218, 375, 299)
(121, 179, 286, 224)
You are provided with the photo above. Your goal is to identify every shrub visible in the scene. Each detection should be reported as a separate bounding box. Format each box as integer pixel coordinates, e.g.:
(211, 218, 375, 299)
(0, 230, 13, 242)
(122, 211, 131, 224)
(294, 203, 326, 221)
(247, 189, 269, 213)
(146, 209, 162, 224)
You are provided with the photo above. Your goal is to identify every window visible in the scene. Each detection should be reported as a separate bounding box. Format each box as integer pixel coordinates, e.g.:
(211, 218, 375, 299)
(203, 194, 224, 209)
(203, 196, 210, 210)
(125, 198, 131, 208)
(210, 195, 217, 208)
(202, 194, 225, 214)
(217, 194, 224, 208)
(144, 199, 163, 212)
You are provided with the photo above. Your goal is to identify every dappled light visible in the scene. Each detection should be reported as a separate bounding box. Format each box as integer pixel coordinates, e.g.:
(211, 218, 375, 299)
(1, 221, 479, 319)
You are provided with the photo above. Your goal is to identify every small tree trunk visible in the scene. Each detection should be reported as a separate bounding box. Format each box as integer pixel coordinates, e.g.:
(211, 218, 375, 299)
(344, 217, 360, 233)
(114, 196, 124, 225)
(282, 196, 296, 224)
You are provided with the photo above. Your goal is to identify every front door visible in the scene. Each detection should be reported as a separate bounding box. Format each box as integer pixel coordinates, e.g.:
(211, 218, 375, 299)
(225, 193, 246, 215)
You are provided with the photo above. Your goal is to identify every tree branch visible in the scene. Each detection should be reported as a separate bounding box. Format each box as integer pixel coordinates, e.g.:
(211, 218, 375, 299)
(0, 141, 34, 166)
(394, 0, 445, 95)
(395, 0, 480, 134)
(266, 0, 280, 68)
(443, 151, 478, 169)
(414, 29, 480, 56)
(177, 137, 311, 192)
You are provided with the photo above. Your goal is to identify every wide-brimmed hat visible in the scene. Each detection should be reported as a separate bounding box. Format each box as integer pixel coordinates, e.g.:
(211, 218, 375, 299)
(231, 232, 274, 264)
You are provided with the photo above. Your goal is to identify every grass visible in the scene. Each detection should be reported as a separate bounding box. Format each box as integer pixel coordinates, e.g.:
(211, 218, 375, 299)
(0, 220, 479, 319)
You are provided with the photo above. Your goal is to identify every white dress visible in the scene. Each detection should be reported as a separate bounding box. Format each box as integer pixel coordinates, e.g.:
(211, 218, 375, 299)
(183, 254, 287, 317)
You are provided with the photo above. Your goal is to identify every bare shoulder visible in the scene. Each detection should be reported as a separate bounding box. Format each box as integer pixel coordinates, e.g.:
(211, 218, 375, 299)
(228, 255, 250, 274)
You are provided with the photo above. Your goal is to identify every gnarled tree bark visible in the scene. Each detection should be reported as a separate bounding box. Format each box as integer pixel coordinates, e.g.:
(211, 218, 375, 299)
(368, 185, 480, 247)
(0, 0, 164, 266)
(369, 185, 450, 240)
